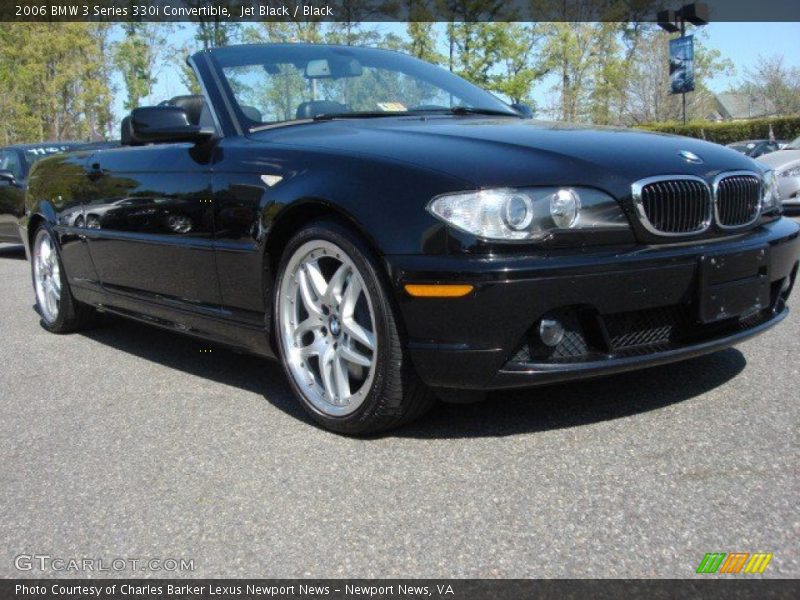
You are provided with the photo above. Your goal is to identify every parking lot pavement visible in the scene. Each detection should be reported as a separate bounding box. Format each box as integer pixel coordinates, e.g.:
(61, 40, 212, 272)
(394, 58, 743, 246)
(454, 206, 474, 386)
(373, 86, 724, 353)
(0, 239, 798, 579)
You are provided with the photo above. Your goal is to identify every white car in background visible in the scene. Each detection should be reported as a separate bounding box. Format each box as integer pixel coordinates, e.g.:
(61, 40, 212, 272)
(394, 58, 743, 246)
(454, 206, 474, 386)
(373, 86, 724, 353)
(758, 136, 800, 210)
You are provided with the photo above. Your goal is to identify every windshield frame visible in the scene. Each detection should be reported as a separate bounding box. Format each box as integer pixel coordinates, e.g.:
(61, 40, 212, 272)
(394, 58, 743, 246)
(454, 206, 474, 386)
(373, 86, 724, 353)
(204, 43, 519, 132)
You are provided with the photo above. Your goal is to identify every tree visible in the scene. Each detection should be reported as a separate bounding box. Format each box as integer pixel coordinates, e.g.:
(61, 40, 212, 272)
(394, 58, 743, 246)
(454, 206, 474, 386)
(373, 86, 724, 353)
(171, 40, 203, 96)
(624, 29, 733, 124)
(541, 22, 599, 121)
(490, 23, 545, 106)
(406, 22, 442, 64)
(322, 1, 393, 46)
(0, 23, 114, 143)
(404, 2, 443, 64)
(440, 0, 504, 72)
(448, 22, 506, 89)
(114, 24, 167, 111)
(184, 1, 241, 49)
(737, 55, 800, 117)
(243, 21, 324, 44)
(84, 24, 116, 139)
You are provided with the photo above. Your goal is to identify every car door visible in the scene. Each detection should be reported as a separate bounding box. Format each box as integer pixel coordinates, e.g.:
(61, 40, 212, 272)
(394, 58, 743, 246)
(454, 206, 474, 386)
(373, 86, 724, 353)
(81, 143, 221, 306)
(0, 149, 25, 242)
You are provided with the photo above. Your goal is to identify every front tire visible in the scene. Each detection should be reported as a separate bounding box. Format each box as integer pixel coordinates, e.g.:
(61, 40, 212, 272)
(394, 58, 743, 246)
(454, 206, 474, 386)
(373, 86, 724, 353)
(274, 221, 435, 434)
(31, 225, 94, 333)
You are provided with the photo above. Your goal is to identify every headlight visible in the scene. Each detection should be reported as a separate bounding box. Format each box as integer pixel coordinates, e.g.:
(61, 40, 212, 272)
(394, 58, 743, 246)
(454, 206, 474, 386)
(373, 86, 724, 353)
(762, 170, 782, 215)
(781, 165, 800, 178)
(428, 187, 629, 241)
(550, 189, 581, 228)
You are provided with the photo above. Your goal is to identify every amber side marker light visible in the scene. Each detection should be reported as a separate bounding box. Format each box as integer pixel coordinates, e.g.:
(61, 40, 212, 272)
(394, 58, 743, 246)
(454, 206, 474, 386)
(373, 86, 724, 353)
(404, 284, 474, 298)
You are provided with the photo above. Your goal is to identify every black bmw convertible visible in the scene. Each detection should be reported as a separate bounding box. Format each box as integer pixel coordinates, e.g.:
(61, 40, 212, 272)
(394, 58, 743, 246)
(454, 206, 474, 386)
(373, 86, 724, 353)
(21, 44, 800, 434)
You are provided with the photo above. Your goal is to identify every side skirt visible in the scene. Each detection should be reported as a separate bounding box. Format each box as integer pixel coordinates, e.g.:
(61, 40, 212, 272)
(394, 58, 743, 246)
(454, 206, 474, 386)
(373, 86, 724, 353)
(71, 282, 275, 359)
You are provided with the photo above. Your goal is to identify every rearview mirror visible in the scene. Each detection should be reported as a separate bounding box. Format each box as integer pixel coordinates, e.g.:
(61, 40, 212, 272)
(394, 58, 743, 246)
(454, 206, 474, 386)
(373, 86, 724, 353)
(305, 58, 363, 79)
(129, 106, 214, 144)
(0, 169, 16, 184)
(510, 103, 534, 119)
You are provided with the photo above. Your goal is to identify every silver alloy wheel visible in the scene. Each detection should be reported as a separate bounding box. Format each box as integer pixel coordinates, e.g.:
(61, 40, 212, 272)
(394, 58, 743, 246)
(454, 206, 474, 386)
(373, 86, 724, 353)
(33, 230, 61, 324)
(278, 240, 378, 417)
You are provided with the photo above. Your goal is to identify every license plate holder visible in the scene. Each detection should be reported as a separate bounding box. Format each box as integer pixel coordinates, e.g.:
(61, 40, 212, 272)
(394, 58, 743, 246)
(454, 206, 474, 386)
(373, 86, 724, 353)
(698, 247, 770, 323)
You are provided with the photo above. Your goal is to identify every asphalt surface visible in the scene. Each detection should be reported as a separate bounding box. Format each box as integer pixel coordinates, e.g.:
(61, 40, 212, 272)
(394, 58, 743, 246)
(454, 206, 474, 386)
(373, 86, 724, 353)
(0, 237, 798, 579)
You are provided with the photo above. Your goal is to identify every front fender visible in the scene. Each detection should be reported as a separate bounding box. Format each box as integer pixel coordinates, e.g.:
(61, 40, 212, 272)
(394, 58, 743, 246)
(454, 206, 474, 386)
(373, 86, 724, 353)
(220, 139, 471, 256)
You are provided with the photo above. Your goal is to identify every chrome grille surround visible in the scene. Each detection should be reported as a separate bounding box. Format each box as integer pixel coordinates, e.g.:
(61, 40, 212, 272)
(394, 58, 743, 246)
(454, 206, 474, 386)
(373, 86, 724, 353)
(631, 175, 713, 237)
(713, 170, 762, 230)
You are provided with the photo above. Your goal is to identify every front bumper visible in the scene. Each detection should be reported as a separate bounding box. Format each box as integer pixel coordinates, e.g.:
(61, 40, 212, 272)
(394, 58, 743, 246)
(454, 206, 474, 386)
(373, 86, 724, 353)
(387, 218, 800, 390)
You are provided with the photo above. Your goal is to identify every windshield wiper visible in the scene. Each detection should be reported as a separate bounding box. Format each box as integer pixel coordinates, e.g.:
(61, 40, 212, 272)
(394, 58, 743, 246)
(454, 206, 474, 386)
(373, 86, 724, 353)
(312, 111, 410, 121)
(312, 107, 520, 121)
(410, 106, 520, 118)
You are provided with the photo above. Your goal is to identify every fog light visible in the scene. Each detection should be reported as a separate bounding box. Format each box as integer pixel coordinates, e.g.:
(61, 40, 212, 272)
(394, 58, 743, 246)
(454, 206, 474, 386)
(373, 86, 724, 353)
(781, 277, 791, 294)
(539, 317, 565, 347)
(550, 188, 581, 228)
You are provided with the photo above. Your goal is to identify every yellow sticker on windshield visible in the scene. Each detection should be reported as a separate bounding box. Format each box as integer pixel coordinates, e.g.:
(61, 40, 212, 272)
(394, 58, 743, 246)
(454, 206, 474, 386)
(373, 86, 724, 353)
(377, 102, 407, 112)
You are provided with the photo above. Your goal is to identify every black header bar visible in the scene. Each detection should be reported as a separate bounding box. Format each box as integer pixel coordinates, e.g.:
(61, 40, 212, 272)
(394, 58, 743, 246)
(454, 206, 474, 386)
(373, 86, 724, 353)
(2, 579, 799, 600)
(2, 0, 800, 23)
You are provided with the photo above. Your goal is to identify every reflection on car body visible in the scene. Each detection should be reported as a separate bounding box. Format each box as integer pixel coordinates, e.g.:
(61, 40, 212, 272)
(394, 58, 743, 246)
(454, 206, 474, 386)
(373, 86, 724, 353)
(727, 139, 785, 159)
(82, 197, 199, 234)
(1, 142, 116, 243)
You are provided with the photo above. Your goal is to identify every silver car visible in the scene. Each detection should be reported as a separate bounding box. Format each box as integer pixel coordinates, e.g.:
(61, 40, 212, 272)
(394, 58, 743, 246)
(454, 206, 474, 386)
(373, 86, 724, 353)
(757, 137, 800, 209)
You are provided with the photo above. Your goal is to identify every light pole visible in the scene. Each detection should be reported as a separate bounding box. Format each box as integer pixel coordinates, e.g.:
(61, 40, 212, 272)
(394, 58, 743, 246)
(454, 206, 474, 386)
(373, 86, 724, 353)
(658, 3, 709, 124)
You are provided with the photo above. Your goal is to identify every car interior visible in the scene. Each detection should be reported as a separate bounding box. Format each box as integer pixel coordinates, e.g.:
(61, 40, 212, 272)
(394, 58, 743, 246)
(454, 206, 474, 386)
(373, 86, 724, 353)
(121, 95, 266, 145)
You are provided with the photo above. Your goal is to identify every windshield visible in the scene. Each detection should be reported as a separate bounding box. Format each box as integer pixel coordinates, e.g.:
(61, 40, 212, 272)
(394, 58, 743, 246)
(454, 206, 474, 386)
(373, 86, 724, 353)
(24, 145, 77, 167)
(0, 145, 76, 179)
(785, 137, 800, 150)
(727, 143, 752, 154)
(209, 44, 518, 128)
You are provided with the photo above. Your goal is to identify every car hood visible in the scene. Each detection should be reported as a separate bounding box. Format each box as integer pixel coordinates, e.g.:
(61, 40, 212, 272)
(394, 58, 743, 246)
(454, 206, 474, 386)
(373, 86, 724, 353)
(757, 149, 800, 170)
(252, 116, 761, 193)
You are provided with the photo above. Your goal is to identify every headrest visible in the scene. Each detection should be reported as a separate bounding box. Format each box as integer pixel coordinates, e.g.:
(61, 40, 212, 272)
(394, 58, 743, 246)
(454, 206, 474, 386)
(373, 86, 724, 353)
(120, 115, 134, 145)
(240, 105, 263, 123)
(167, 95, 206, 126)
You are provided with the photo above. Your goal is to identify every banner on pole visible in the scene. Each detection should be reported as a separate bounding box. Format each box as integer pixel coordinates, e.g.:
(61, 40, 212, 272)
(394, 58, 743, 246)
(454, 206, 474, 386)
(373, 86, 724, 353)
(670, 35, 695, 94)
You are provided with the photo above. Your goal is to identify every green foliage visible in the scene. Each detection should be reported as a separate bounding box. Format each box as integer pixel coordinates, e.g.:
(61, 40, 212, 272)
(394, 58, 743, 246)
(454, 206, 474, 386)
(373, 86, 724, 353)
(114, 24, 167, 112)
(639, 115, 800, 144)
(184, 1, 240, 49)
(0, 23, 114, 144)
(487, 23, 544, 106)
(3, 18, 798, 144)
(405, 22, 443, 64)
(448, 22, 507, 89)
(243, 21, 324, 44)
(624, 28, 733, 124)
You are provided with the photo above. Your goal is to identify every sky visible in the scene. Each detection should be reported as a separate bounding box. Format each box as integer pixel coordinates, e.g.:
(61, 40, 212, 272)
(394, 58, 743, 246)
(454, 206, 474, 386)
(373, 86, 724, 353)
(110, 21, 800, 122)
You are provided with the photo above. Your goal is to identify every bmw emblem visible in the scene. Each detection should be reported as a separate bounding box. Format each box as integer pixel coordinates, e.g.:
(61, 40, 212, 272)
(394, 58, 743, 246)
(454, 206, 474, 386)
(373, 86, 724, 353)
(679, 150, 703, 164)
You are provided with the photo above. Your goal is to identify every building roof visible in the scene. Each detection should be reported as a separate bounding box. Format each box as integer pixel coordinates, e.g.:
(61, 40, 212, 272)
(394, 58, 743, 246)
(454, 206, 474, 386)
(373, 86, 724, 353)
(713, 93, 776, 120)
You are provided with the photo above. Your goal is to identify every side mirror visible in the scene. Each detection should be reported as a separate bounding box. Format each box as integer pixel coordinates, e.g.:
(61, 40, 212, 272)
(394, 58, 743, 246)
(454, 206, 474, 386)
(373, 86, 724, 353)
(0, 169, 16, 185)
(510, 103, 534, 119)
(129, 106, 213, 144)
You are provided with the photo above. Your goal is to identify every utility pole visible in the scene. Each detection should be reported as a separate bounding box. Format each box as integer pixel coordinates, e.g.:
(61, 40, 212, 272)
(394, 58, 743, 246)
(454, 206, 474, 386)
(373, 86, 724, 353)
(681, 18, 687, 124)
(657, 3, 709, 125)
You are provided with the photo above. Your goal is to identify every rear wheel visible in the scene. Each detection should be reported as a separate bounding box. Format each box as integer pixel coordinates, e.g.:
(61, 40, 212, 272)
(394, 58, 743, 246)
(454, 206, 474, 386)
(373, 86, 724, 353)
(31, 225, 94, 333)
(274, 221, 435, 434)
